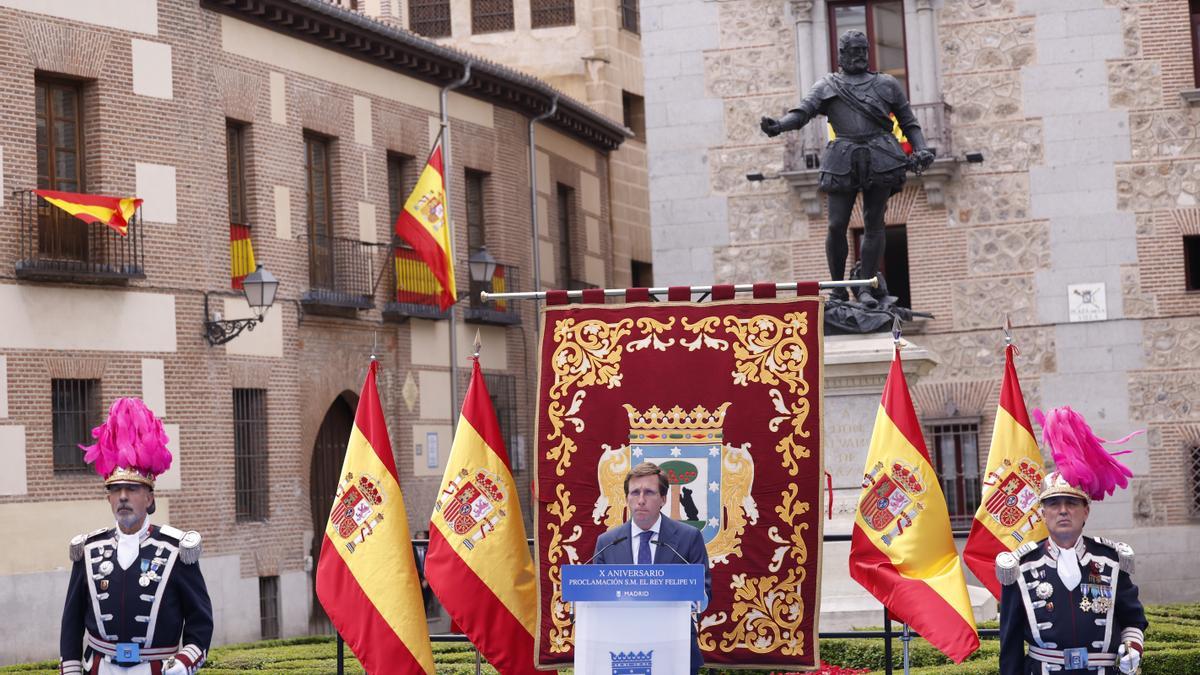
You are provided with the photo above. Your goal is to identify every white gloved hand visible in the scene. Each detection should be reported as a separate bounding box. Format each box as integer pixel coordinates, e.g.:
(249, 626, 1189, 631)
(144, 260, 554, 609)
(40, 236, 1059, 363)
(163, 660, 189, 675)
(1117, 643, 1141, 674)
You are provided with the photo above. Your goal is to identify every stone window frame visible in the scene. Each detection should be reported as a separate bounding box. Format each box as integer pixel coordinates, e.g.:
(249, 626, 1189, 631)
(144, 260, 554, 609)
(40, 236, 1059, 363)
(620, 0, 639, 35)
(622, 90, 645, 141)
(923, 416, 982, 531)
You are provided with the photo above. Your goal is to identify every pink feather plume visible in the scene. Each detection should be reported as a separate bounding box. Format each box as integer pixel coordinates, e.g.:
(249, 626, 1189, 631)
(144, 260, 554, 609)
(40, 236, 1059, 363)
(1032, 406, 1140, 501)
(80, 398, 172, 479)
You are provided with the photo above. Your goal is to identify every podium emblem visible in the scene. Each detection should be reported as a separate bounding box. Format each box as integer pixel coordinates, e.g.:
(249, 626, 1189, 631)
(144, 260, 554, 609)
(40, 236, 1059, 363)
(610, 650, 653, 674)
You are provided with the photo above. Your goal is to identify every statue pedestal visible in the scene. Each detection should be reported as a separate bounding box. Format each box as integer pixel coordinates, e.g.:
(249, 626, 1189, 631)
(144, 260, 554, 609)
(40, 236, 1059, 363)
(818, 334, 997, 630)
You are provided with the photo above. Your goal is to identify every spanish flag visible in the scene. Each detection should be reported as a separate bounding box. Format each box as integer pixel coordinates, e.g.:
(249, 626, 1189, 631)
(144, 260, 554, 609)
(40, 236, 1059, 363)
(394, 245, 444, 306)
(230, 224, 256, 290)
(849, 347, 979, 663)
(34, 189, 141, 236)
(394, 138, 456, 310)
(962, 344, 1048, 599)
(315, 360, 435, 674)
(828, 113, 912, 154)
(426, 359, 544, 675)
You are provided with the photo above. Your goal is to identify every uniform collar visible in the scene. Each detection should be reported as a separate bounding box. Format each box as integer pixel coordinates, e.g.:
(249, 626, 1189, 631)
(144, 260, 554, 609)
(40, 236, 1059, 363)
(1046, 536, 1086, 561)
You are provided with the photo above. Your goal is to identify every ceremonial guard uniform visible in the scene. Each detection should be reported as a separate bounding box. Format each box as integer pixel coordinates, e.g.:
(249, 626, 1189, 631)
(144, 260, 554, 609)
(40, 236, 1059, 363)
(59, 398, 213, 675)
(998, 533, 1146, 674)
(997, 406, 1148, 675)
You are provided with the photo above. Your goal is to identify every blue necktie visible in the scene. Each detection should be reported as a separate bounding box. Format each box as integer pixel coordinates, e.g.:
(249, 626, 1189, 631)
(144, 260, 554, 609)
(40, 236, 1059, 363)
(637, 530, 654, 565)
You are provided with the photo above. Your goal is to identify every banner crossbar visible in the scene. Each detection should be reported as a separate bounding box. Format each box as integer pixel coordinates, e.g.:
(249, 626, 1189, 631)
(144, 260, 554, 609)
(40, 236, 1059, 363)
(480, 277, 878, 303)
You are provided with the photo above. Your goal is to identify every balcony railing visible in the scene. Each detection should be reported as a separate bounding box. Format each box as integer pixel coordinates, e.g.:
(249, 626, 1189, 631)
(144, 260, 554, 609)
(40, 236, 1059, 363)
(14, 189, 146, 283)
(302, 235, 375, 310)
(465, 262, 521, 326)
(383, 244, 450, 321)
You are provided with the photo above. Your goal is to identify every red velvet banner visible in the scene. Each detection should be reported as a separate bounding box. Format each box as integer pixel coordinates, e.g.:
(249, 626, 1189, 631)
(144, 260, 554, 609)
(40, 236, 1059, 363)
(533, 296, 825, 670)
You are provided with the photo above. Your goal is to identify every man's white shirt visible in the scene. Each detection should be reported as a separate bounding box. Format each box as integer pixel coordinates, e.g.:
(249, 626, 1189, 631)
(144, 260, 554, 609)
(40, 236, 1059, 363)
(630, 513, 662, 564)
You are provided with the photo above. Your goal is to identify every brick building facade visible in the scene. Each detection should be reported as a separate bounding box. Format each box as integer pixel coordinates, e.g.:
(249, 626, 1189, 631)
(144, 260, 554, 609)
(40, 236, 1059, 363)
(0, 0, 627, 663)
(644, 0, 1200, 605)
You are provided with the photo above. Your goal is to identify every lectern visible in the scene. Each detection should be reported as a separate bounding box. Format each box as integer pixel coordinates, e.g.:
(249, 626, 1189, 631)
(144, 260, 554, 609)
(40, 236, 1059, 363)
(562, 564, 706, 675)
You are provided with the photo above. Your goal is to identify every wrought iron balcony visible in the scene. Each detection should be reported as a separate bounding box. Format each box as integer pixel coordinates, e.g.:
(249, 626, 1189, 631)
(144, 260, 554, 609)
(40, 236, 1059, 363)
(464, 261, 521, 326)
(302, 234, 375, 311)
(14, 189, 146, 283)
(780, 101, 958, 213)
(382, 244, 450, 321)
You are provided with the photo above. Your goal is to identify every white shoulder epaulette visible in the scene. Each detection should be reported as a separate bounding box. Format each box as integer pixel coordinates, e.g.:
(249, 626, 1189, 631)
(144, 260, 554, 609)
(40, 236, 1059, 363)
(178, 531, 202, 565)
(69, 528, 110, 562)
(158, 524, 184, 540)
(1093, 536, 1135, 574)
(995, 551, 1020, 586)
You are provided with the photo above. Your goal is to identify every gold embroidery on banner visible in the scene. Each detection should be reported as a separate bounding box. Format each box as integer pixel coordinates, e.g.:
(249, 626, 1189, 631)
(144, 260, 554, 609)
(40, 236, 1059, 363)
(724, 312, 810, 394)
(701, 482, 811, 655)
(546, 318, 633, 476)
(704, 442, 758, 565)
(545, 483, 581, 653)
(627, 316, 676, 352)
(593, 443, 631, 528)
(681, 316, 731, 351)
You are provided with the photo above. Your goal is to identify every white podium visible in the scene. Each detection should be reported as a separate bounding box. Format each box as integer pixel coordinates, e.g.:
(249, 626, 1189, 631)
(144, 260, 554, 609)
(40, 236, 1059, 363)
(562, 564, 706, 675)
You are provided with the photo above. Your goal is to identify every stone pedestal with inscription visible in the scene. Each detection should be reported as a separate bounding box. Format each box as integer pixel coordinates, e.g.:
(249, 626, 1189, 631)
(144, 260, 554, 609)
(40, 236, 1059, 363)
(818, 334, 997, 630)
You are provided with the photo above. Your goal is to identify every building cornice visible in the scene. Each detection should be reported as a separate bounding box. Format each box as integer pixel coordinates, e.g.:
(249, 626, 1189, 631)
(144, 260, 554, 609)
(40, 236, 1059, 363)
(201, 0, 631, 152)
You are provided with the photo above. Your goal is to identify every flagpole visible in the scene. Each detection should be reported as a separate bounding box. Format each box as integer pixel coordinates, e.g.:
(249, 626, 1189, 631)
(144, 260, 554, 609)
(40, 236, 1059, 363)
(441, 62, 472, 430)
(480, 277, 881, 302)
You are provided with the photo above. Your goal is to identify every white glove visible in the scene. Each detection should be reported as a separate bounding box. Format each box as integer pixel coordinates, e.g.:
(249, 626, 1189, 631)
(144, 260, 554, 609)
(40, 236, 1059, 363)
(1117, 643, 1141, 674)
(163, 661, 190, 675)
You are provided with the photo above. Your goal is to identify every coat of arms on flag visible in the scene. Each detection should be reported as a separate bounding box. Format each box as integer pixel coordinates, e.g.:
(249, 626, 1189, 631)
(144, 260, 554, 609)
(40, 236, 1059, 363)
(436, 467, 508, 547)
(329, 472, 386, 553)
(981, 458, 1043, 532)
(858, 460, 925, 545)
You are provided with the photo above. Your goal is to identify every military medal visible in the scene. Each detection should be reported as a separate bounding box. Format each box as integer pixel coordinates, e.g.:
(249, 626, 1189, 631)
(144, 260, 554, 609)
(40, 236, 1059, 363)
(1046, 601, 1054, 612)
(139, 576, 151, 587)
(1035, 582, 1053, 599)
(99, 580, 109, 591)
(98, 561, 113, 576)
(1079, 595, 1092, 612)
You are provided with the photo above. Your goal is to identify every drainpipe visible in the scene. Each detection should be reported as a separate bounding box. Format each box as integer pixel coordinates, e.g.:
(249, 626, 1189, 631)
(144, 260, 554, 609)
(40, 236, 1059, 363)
(441, 61, 472, 434)
(528, 95, 558, 295)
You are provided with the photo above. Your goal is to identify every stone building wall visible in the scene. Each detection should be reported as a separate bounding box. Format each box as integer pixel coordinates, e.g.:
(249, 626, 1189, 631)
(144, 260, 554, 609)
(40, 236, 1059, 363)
(645, 0, 1200, 604)
(0, 0, 618, 663)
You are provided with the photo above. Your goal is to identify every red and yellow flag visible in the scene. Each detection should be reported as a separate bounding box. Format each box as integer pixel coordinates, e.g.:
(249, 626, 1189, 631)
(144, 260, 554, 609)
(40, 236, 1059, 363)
(426, 359, 545, 675)
(828, 113, 912, 154)
(315, 361, 434, 675)
(394, 139, 456, 310)
(962, 344, 1048, 599)
(394, 246, 444, 306)
(34, 189, 141, 236)
(849, 347, 979, 663)
(230, 224, 256, 290)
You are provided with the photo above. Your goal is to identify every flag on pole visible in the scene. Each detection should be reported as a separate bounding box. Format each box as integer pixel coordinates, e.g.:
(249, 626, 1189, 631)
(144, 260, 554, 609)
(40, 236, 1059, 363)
(394, 138, 456, 310)
(230, 224, 256, 289)
(962, 344, 1048, 599)
(849, 347, 979, 663)
(426, 358, 544, 675)
(316, 360, 435, 675)
(33, 189, 141, 236)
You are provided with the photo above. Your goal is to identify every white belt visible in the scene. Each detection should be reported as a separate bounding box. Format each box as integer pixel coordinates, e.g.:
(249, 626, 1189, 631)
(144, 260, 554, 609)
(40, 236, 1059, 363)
(1029, 645, 1117, 667)
(86, 633, 177, 661)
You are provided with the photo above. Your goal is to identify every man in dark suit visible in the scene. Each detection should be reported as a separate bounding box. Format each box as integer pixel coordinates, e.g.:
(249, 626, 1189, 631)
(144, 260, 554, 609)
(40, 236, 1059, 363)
(592, 462, 711, 674)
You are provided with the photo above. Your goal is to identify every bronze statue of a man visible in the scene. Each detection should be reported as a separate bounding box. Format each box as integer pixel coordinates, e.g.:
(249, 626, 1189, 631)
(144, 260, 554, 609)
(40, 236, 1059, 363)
(762, 30, 934, 307)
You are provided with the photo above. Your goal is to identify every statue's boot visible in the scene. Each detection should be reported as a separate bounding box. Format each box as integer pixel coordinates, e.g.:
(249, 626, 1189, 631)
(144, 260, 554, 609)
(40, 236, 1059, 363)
(857, 287, 879, 309)
(830, 287, 849, 302)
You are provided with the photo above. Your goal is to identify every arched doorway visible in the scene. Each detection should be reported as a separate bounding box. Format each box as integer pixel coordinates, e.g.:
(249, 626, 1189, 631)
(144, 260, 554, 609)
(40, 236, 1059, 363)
(309, 393, 356, 632)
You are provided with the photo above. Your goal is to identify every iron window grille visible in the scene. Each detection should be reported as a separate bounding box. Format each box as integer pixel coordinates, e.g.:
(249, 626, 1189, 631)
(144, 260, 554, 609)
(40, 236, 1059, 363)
(259, 575, 281, 640)
(1190, 444, 1200, 519)
(52, 379, 101, 472)
(531, 0, 574, 28)
(926, 419, 981, 531)
(410, 0, 451, 37)
(234, 388, 269, 522)
(471, 0, 513, 33)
